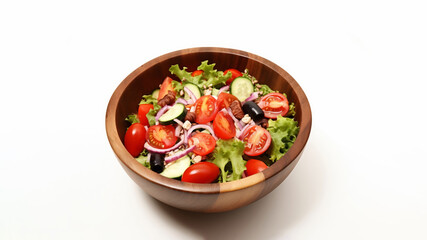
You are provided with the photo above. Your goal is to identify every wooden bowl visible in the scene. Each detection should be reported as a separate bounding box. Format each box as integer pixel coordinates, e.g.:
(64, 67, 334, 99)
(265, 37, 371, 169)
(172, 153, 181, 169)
(106, 47, 311, 213)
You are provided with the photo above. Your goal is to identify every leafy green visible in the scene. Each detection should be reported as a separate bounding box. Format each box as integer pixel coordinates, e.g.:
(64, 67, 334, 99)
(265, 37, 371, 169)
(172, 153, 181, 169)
(267, 115, 300, 162)
(258, 84, 278, 96)
(125, 114, 139, 124)
(171, 80, 184, 94)
(135, 149, 150, 168)
(169, 60, 232, 89)
(139, 94, 157, 105)
(286, 102, 296, 117)
(210, 139, 246, 182)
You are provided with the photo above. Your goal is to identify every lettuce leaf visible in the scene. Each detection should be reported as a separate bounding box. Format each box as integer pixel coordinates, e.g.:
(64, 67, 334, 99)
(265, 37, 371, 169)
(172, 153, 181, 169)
(135, 149, 151, 168)
(210, 139, 246, 182)
(258, 84, 277, 96)
(125, 114, 139, 124)
(169, 60, 232, 89)
(267, 115, 299, 162)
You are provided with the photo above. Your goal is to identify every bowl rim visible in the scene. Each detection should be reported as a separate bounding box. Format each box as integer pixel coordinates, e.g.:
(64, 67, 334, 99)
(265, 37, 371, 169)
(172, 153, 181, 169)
(106, 47, 312, 194)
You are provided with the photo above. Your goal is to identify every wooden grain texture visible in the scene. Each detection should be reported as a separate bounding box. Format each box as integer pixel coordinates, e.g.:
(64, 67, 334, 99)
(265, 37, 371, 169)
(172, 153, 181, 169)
(106, 47, 312, 213)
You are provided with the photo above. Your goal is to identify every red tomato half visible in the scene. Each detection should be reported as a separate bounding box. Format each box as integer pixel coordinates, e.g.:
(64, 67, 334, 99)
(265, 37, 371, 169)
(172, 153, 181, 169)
(181, 162, 220, 183)
(191, 70, 203, 77)
(245, 159, 268, 176)
(224, 69, 243, 85)
(216, 92, 240, 110)
(213, 111, 236, 139)
(194, 95, 218, 124)
(240, 125, 271, 156)
(146, 125, 177, 149)
(258, 93, 289, 119)
(188, 133, 216, 156)
(138, 104, 154, 126)
(124, 123, 147, 157)
(158, 77, 175, 100)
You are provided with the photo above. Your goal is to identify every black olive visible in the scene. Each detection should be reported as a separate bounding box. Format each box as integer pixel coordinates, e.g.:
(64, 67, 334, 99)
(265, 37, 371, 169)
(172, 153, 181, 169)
(150, 153, 165, 173)
(242, 101, 264, 122)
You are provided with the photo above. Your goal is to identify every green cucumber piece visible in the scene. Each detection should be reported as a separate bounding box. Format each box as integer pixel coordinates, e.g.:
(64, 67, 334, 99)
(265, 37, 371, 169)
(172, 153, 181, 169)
(159, 103, 187, 125)
(152, 89, 160, 99)
(160, 155, 191, 179)
(230, 77, 254, 102)
(183, 83, 202, 100)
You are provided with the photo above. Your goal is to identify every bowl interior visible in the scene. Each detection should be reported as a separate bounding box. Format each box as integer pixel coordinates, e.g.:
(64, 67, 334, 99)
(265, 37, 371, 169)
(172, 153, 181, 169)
(107, 47, 311, 193)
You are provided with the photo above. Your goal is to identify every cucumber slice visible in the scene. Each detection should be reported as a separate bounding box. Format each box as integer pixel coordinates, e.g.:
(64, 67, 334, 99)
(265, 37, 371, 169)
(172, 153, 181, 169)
(159, 103, 187, 125)
(230, 77, 254, 102)
(183, 83, 202, 100)
(152, 89, 160, 99)
(160, 155, 191, 179)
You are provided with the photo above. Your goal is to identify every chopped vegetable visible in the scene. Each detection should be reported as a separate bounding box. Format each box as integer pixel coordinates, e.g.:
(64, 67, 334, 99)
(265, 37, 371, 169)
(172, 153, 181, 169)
(267, 115, 300, 162)
(210, 139, 246, 182)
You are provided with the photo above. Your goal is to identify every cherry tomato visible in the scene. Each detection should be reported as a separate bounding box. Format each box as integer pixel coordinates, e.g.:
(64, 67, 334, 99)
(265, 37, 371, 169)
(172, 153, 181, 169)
(224, 68, 243, 85)
(124, 123, 147, 157)
(245, 159, 268, 176)
(240, 125, 271, 156)
(194, 95, 218, 124)
(191, 70, 203, 77)
(216, 92, 240, 110)
(181, 162, 220, 183)
(137, 104, 154, 126)
(258, 93, 289, 119)
(213, 111, 236, 139)
(146, 125, 177, 149)
(188, 133, 216, 156)
(158, 76, 175, 100)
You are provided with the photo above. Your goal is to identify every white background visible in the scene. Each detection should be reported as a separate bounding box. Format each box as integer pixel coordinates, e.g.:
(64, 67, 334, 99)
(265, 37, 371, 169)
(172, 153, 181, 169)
(1, 0, 426, 239)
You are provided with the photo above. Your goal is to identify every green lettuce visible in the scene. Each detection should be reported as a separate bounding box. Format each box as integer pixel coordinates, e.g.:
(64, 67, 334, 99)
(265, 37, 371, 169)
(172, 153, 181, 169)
(125, 114, 139, 124)
(210, 139, 246, 182)
(267, 115, 299, 162)
(258, 84, 277, 96)
(135, 149, 150, 168)
(169, 60, 232, 89)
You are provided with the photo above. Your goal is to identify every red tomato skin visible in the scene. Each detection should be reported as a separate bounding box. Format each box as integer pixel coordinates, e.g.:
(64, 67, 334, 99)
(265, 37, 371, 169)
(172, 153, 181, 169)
(158, 77, 175, 100)
(194, 95, 219, 124)
(188, 133, 216, 156)
(245, 159, 268, 176)
(124, 123, 147, 157)
(258, 93, 289, 119)
(191, 70, 203, 77)
(138, 104, 154, 126)
(213, 111, 236, 139)
(216, 92, 240, 110)
(240, 125, 272, 156)
(181, 162, 220, 183)
(146, 125, 177, 149)
(224, 69, 243, 85)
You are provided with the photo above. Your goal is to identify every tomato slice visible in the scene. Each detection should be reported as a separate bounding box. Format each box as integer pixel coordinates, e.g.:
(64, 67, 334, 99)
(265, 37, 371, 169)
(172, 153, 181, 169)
(146, 125, 177, 149)
(224, 69, 243, 85)
(258, 93, 289, 119)
(181, 162, 220, 183)
(188, 133, 216, 156)
(158, 77, 175, 100)
(191, 70, 203, 77)
(137, 104, 154, 126)
(194, 95, 218, 124)
(245, 159, 268, 176)
(216, 92, 240, 110)
(240, 125, 271, 156)
(124, 123, 147, 157)
(213, 111, 236, 139)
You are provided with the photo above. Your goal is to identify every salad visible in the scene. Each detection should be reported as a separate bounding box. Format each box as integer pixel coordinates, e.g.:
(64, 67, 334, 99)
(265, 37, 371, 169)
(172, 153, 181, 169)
(124, 61, 299, 183)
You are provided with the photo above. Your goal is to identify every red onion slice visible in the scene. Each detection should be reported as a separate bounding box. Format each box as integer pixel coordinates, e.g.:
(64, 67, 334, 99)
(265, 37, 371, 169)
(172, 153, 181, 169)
(227, 107, 243, 130)
(164, 145, 196, 164)
(185, 124, 218, 143)
(184, 87, 197, 104)
(218, 85, 229, 94)
(175, 124, 182, 137)
(144, 138, 184, 154)
(175, 98, 188, 105)
(173, 118, 184, 126)
(155, 105, 171, 121)
(244, 92, 260, 102)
